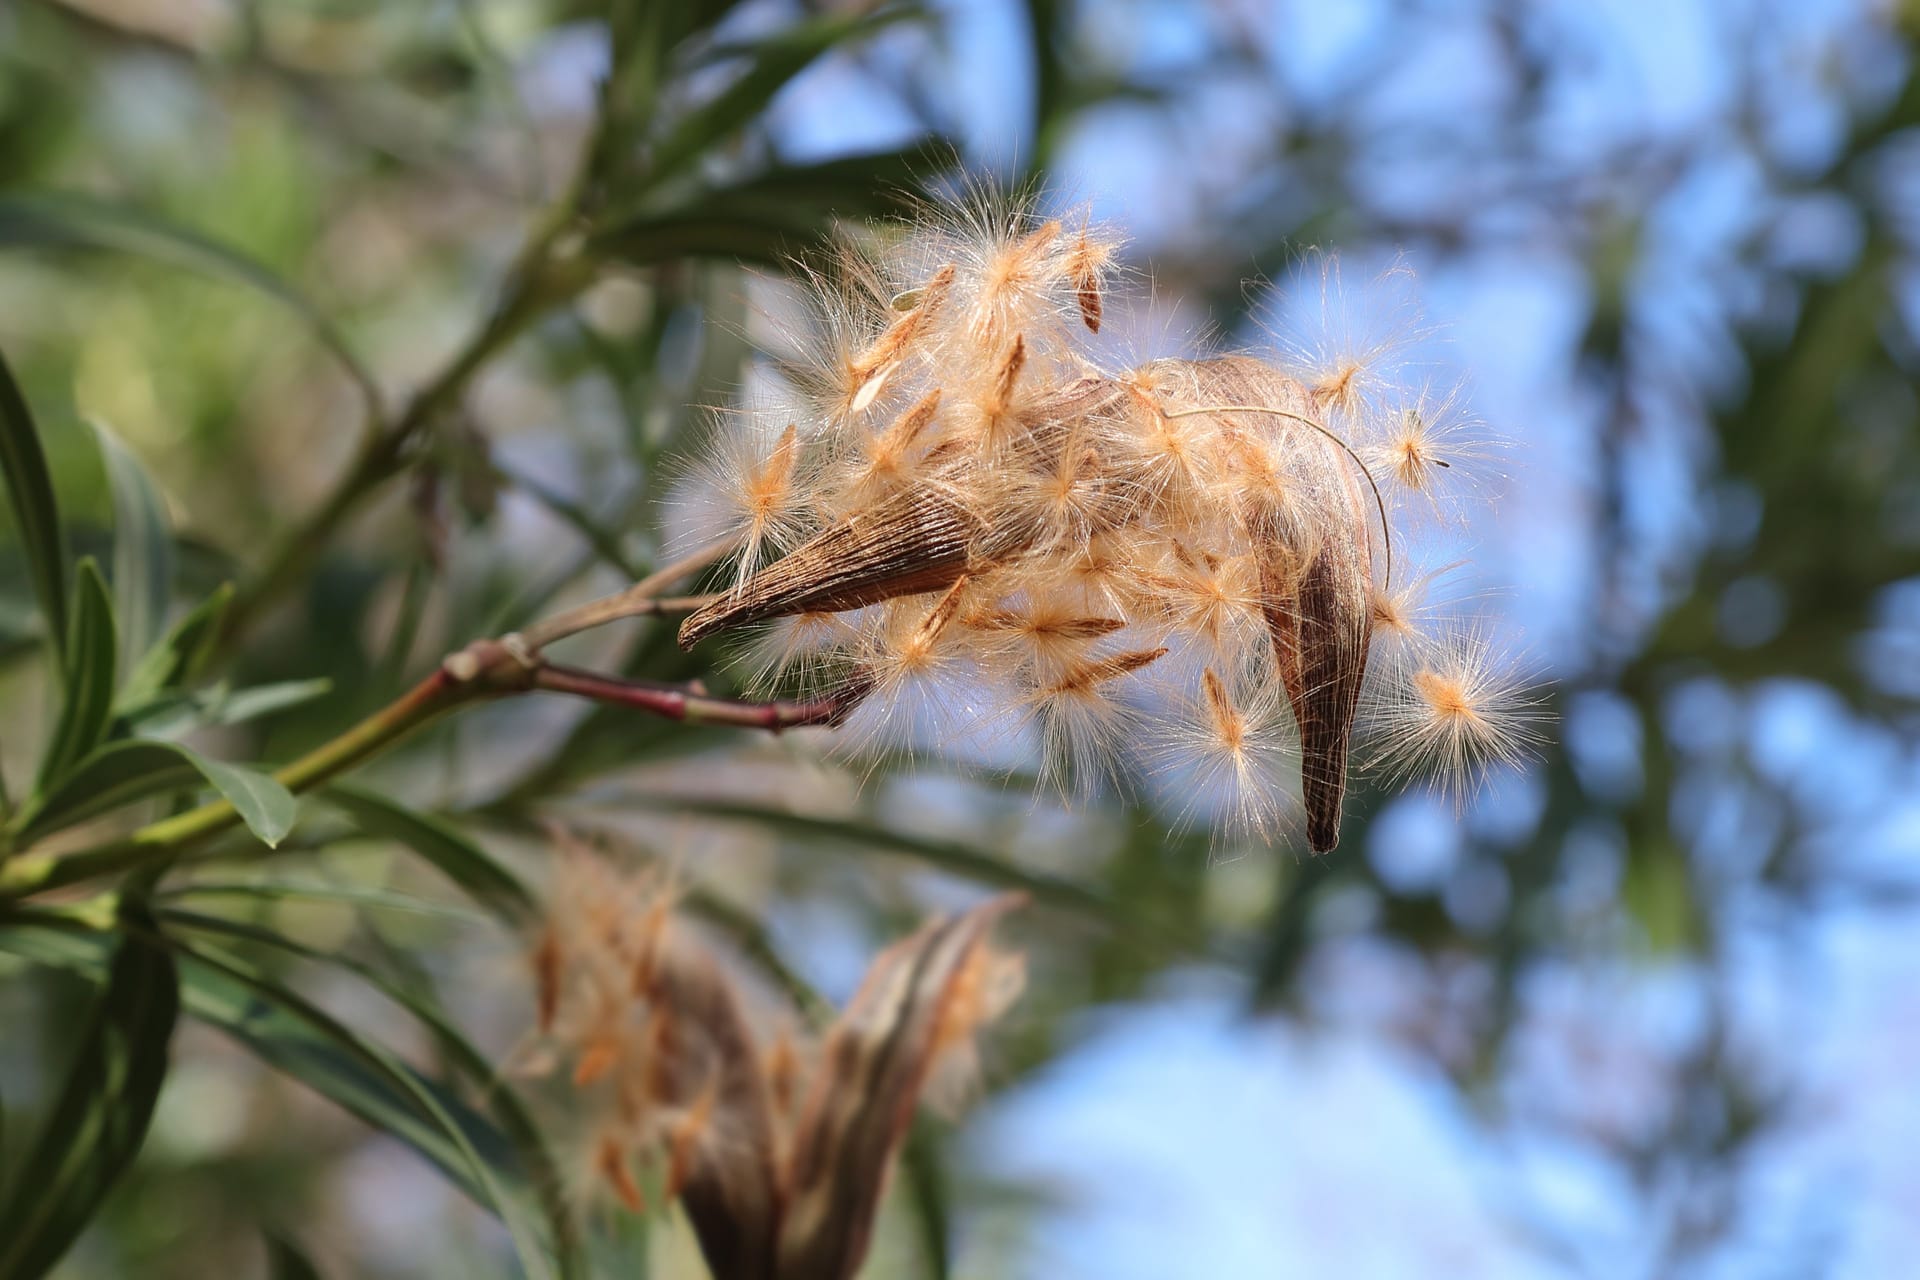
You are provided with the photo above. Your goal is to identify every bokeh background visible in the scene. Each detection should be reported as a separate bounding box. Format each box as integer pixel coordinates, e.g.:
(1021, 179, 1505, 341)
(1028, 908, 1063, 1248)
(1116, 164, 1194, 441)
(3, 0, 1920, 1277)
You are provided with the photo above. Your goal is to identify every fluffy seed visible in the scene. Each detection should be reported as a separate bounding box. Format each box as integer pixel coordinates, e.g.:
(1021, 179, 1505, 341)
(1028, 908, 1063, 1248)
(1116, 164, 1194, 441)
(1363, 626, 1542, 804)
(663, 197, 1530, 850)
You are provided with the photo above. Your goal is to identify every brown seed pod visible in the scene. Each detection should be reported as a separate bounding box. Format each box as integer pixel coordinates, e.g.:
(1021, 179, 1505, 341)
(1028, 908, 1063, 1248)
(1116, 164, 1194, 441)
(679, 378, 1126, 648)
(659, 200, 1524, 851)
(1188, 357, 1376, 853)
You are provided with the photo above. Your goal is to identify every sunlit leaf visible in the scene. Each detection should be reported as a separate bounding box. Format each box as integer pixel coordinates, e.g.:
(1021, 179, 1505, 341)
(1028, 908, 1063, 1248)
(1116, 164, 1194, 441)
(126, 676, 333, 739)
(90, 420, 174, 673)
(115, 583, 233, 715)
(13, 739, 295, 849)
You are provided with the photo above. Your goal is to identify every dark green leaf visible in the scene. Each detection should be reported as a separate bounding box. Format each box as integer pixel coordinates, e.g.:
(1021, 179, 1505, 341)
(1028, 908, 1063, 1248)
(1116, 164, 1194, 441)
(594, 140, 958, 269)
(90, 421, 175, 672)
(35, 560, 118, 791)
(0, 906, 179, 1280)
(626, 794, 1126, 925)
(325, 785, 534, 925)
(500, 466, 642, 579)
(170, 942, 542, 1263)
(265, 1232, 325, 1280)
(159, 910, 580, 1278)
(127, 676, 333, 738)
(0, 195, 381, 414)
(0, 917, 576, 1278)
(592, 0, 755, 186)
(14, 739, 295, 848)
(0, 347, 67, 664)
(708, 138, 958, 215)
(592, 210, 823, 269)
(116, 583, 232, 714)
(160, 880, 484, 923)
(904, 1120, 952, 1280)
(0, 566, 37, 657)
(648, 9, 924, 186)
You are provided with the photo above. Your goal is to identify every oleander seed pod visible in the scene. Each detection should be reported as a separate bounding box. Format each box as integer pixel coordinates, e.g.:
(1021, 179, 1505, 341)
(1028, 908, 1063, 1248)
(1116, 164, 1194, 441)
(665, 197, 1535, 852)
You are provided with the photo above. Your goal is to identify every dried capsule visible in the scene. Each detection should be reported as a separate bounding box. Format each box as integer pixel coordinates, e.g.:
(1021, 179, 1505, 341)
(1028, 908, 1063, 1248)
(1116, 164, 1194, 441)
(663, 197, 1531, 852)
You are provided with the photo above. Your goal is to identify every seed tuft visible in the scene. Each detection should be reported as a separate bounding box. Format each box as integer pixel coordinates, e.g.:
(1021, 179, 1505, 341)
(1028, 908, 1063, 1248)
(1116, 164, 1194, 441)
(665, 196, 1534, 851)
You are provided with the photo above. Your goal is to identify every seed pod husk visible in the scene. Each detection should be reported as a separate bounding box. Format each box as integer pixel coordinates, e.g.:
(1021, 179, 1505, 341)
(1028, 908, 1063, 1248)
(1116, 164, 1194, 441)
(1189, 357, 1376, 853)
(680, 377, 1126, 648)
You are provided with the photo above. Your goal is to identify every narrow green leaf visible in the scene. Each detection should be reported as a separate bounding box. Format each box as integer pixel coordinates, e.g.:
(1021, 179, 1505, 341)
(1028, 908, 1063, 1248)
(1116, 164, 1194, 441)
(732, 140, 959, 213)
(35, 560, 118, 791)
(0, 906, 179, 1280)
(0, 571, 31, 655)
(904, 1120, 953, 1280)
(177, 943, 512, 1202)
(116, 582, 233, 714)
(265, 1233, 325, 1280)
(501, 466, 642, 579)
(168, 939, 555, 1279)
(372, 560, 433, 696)
(0, 195, 381, 414)
(325, 785, 534, 925)
(593, 140, 959, 269)
(594, 0, 756, 186)
(13, 740, 195, 839)
(90, 421, 174, 672)
(0, 918, 575, 1277)
(160, 880, 485, 923)
(626, 795, 1124, 923)
(647, 9, 923, 185)
(14, 739, 295, 848)
(591, 210, 822, 269)
(127, 676, 333, 738)
(0, 347, 68, 663)
(160, 910, 581, 1277)
(189, 676, 335, 727)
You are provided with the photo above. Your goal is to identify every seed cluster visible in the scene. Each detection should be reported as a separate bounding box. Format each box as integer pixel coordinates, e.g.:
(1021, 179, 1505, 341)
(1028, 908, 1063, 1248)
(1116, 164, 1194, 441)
(526, 849, 1023, 1277)
(673, 201, 1535, 852)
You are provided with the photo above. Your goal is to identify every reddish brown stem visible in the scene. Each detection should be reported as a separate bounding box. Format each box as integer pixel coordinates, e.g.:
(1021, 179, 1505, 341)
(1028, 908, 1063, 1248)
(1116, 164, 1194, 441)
(533, 664, 870, 731)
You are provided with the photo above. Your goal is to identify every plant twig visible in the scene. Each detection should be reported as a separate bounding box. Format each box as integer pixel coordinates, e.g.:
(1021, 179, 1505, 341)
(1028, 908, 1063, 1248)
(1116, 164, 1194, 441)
(0, 631, 868, 901)
(516, 536, 738, 650)
(533, 664, 866, 730)
(216, 200, 590, 651)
